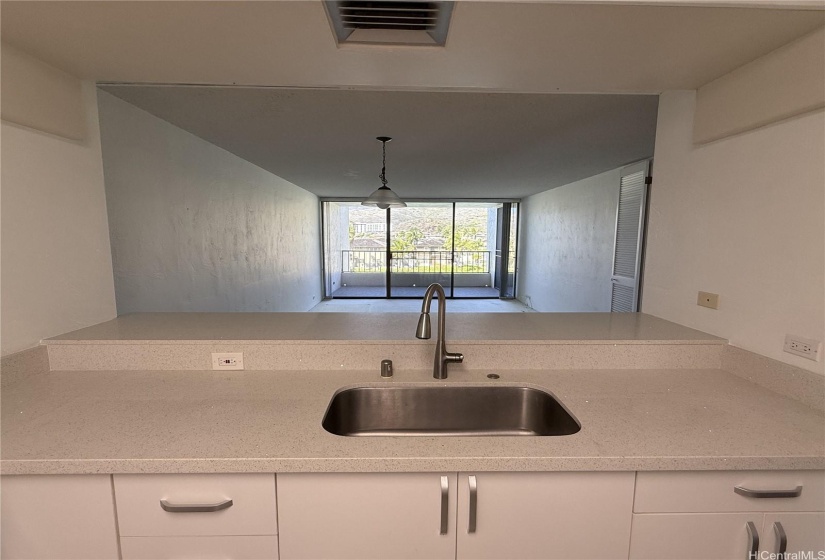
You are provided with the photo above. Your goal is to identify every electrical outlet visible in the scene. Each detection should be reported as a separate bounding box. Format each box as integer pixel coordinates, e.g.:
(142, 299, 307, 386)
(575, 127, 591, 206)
(212, 352, 244, 370)
(697, 291, 719, 309)
(783, 335, 821, 361)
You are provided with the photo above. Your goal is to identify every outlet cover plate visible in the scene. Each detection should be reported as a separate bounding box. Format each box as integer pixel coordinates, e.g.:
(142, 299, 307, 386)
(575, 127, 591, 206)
(783, 335, 821, 361)
(212, 352, 244, 370)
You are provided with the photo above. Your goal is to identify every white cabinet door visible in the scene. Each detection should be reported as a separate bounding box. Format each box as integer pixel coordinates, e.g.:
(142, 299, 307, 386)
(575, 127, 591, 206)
(629, 513, 763, 560)
(0, 475, 120, 560)
(455, 472, 635, 560)
(762, 513, 825, 559)
(277, 473, 457, 560)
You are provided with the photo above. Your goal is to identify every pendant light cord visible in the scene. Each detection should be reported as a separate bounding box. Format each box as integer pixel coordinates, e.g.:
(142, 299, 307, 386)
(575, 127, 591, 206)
(379, 140, 388, 188)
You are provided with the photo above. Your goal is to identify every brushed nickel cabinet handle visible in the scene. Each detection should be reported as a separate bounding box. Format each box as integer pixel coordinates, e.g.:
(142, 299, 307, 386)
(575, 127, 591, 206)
(735, 485, 802, 499)
(773, 522, 787, 559)
(746, 521, 760, 560)
(440, 476, 449, 535)
(468, 475, 478, 534)
(160, 499, 233, 513)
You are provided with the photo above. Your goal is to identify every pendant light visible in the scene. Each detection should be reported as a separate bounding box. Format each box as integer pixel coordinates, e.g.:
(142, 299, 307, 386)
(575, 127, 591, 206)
(362, 136, 407, 209)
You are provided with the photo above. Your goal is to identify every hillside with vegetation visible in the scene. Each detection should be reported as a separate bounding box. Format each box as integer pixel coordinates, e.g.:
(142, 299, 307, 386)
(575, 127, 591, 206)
(348, 205, 491, 252)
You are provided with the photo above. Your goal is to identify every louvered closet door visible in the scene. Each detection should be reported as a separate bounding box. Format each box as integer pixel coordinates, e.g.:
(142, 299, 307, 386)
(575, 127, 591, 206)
(610, 161, 650, 312)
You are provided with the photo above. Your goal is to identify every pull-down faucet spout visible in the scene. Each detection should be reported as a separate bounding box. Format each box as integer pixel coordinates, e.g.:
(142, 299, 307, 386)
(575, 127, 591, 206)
(415, 283, 464, 379)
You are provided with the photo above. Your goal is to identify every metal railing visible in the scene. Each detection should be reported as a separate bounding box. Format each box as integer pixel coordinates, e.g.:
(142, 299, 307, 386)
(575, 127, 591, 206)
(343, 250, 490, 274)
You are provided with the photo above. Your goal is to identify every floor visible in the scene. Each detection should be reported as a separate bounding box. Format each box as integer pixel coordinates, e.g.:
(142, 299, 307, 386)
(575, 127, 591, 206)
(330, 286, 501, 298)
(310, 297, 535, 313)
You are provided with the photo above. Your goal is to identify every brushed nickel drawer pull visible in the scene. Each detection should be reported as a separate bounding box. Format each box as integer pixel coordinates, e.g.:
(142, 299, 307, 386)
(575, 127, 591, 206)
(160, 499, 233, 513)
(746, 521, 760, 560)
(773, 522, 787, 558)
(468, 475, 478, 534)
(440, 476, 449, 535)
(734, 485, 802, 499)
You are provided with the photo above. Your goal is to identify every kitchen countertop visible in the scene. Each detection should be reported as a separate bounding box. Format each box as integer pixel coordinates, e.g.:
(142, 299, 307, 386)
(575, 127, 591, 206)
(2, 366, 822, 475)
(45, 312, 726, 345)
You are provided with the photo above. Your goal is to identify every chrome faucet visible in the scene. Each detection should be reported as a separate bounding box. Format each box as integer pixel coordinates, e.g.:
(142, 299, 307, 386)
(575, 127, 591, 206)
(415, 283, 464, 379)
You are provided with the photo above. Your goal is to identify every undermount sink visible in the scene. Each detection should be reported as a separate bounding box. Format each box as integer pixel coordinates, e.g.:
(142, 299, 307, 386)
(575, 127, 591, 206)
(322, 385, 581, 437)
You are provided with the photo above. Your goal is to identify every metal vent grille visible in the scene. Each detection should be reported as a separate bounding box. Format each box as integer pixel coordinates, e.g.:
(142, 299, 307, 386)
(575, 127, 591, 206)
(325, 1, 454, 45)
(340, 1, 438, 30)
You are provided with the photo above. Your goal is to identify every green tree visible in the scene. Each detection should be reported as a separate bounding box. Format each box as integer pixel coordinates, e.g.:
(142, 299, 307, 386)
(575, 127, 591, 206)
(391, 228, 424, 251)
(438, 224, 453, 250)
(450, 225, 486, 251)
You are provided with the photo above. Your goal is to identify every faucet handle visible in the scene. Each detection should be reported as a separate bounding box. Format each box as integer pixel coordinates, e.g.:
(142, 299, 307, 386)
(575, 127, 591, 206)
(380, 359, 394, 378)
(445, 352, 464, 364)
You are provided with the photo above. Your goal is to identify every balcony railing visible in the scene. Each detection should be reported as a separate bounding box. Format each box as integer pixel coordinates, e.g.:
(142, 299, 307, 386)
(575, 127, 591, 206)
(343, 250, 490, 274)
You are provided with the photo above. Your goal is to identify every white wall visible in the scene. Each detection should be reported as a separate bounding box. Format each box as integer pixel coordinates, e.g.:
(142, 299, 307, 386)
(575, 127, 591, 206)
(98, 91, 322, 313)
(1, 42, 85, 141)
(694, 26, 825, 144)
(643, 91, 824, 374)
(1, 82, 117, 355)
(517, 168, 621, 312)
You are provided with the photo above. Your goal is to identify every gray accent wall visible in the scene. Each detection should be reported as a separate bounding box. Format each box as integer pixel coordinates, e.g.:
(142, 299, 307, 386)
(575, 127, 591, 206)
(517, 168, 621, 312)
(98, 90, 322, 314)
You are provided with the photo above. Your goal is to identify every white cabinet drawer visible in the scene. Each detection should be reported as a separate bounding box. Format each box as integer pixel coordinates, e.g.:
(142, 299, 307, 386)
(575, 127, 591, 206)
(635, 471, 825, 513)
(120, 535, 278, 559)
(115, 474, 277, 537)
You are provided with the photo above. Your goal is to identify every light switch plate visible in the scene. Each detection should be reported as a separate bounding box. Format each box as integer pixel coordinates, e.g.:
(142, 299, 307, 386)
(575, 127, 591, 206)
(697, 291, 719, 309)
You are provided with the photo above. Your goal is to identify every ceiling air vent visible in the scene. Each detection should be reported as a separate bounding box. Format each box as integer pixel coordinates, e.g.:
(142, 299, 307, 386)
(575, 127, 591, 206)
(325, 1, 454, 46)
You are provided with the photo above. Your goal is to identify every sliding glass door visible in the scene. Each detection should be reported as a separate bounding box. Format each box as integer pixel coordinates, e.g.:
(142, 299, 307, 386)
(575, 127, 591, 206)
(452, 202, 501, 298)
(322, 201, 387, 298)
(389, 203, 453, 298)
(322, 201, 518, 299)
(491, 203, 518, 299)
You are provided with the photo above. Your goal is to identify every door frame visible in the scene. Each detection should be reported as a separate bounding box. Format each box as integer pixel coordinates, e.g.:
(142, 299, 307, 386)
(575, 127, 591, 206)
(609, 160, 652, 312)
(321, 199, 520, 300)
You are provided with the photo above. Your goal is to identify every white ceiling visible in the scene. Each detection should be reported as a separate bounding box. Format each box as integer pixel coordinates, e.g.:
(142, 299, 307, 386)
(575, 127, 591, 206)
(3, 1, 822, 198)
(2, 2, 822, 93)
(99, 86, 659, 198)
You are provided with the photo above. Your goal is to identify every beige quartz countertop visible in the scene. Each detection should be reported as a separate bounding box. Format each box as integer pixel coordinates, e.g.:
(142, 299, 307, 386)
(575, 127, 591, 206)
(45, 312, 725, 345)
(2, 367, 822, 475)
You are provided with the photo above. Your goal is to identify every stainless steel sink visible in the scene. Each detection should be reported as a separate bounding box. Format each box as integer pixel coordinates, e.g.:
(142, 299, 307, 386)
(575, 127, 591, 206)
(322, 385, 580, 437)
